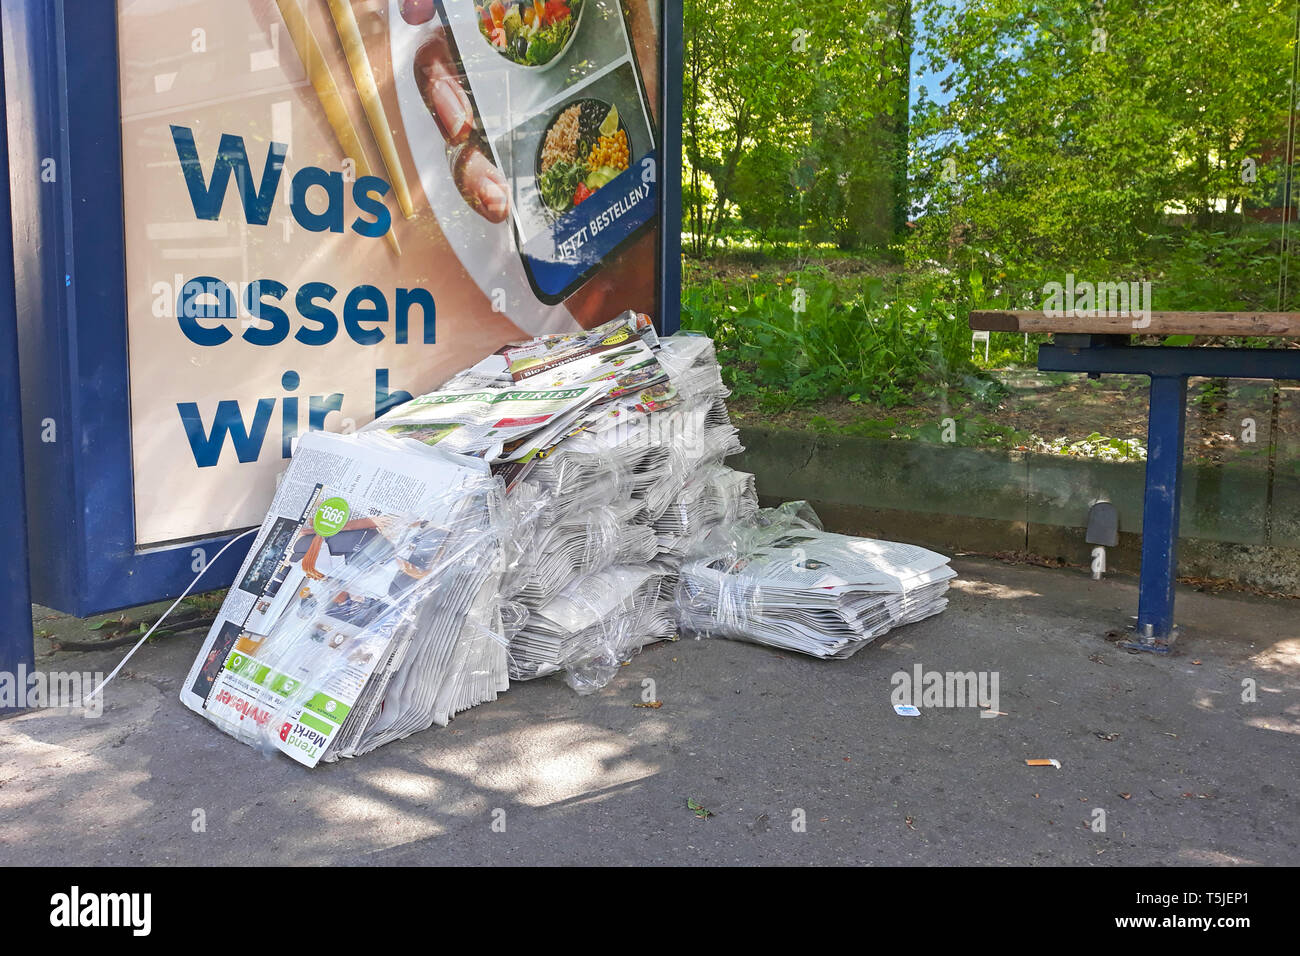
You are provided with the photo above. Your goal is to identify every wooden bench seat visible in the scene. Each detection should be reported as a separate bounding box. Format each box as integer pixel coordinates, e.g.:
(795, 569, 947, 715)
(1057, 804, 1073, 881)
(969, 310, 1300, 338)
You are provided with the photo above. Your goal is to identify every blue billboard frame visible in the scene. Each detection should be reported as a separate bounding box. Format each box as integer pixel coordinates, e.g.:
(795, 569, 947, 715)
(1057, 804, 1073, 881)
(0, 27, 36, 697)
(659, 0, 684, 336)
(4, 0, 684, 618)
(5, 0, 249, 617)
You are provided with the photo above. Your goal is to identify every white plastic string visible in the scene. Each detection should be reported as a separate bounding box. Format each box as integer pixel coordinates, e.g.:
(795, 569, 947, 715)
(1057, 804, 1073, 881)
(81, 528, 258, 704)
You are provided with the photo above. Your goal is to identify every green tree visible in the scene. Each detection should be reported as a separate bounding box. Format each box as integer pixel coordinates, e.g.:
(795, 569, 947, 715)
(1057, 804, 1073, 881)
(910, 0, 1293, 272)
(684, 0, 913, 254)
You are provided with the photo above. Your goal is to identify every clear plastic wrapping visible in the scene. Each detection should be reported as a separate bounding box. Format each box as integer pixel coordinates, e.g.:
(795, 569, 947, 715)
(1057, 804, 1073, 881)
(515, 498, 658, 606)
(652, 464, 759, 559)
(674, 501, 957, 660)
(507, 564, 678, 693)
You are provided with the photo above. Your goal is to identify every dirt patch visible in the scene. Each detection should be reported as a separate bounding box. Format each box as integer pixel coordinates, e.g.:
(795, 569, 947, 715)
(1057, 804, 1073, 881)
(729, 370, 1298, 469)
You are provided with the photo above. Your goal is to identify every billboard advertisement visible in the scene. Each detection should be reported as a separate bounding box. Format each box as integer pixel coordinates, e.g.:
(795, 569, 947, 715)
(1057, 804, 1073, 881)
(116, 0, 664, 546)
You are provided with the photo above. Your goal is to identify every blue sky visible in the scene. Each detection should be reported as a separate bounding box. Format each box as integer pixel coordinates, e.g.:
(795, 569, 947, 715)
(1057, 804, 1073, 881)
(910, 4, 955, 112)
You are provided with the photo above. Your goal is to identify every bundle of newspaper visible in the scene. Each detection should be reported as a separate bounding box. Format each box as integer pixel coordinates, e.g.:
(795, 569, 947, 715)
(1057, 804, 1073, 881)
(347, 312, 727, 694)
(502, 336, 755, 691)
(507, 564, 679, 693)
(675, 502, 955, 659)
(514, 500, 659, 605)
(181, 431, 512, 767)
(651, 463, 758, 559)
(182, 313, 760, 768)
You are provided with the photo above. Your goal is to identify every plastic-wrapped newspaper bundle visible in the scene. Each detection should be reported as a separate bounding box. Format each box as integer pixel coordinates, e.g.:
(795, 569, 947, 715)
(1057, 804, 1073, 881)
(537, 390, 743, 529)
(633, 338, 745, 523)
(503, 443, 670, 686)
(182, 318, 757, 765)
(652, 464, 759, 559)
(180, 431, 514, 766)
(675, 502, 956, 659)
(517, 445, 637, 526)
(515, 499, 659, 606)
(508, 564, 679, 693)
(499, 333, 751, 692)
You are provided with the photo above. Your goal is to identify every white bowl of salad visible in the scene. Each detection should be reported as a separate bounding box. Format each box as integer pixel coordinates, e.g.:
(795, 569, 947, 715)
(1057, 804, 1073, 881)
(474, 0, 586, 70)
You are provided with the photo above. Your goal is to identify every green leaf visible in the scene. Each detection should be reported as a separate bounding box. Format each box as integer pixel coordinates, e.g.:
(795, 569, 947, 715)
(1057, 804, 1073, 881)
(686, 797, 714, 819)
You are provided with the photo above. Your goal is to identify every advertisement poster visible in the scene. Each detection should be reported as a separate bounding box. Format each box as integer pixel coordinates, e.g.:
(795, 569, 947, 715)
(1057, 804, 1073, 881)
(117, 0, 662, 547)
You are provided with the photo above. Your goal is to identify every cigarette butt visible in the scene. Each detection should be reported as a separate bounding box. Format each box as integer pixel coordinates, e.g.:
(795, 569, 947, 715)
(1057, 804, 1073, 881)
(274, 0, 401, 254)
(1026, 758, 1062, 769)
(324, 0, 415, 219)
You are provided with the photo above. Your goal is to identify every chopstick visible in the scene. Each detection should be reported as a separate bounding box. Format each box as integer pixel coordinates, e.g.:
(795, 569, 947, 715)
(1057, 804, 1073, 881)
(324, 0, 415, 219)
(273, 0, 401, 254)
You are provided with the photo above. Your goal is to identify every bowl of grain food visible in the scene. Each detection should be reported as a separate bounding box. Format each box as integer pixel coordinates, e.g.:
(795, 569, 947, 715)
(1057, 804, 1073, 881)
(535, 97, 631, 218)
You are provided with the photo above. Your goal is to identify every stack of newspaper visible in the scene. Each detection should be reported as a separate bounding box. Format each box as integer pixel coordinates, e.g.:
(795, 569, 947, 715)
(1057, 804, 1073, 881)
(515, 500, 659, 605)
(675, 504, 956, 659)
(508, 565, 678, 690)
(499, 332, 755, 691)
(652, 463, 759, 559)
(181, 315, 769, 764)
(181, 431, 511, 767)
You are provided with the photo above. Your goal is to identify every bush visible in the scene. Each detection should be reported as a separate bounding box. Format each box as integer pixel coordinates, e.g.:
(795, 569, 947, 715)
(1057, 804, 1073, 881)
(681, 269, 982, 408)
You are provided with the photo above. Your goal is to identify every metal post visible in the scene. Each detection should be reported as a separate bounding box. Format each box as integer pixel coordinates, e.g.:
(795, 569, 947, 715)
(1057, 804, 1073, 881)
(1008, 334, 1300, 648)
(0, 32, 36, 711)
(1129, 373, 1188, 651)
(657, 0, 683, 335)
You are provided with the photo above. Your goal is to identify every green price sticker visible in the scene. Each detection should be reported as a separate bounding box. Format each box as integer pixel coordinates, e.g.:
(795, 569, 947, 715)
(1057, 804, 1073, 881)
(312, 497, 350, 537)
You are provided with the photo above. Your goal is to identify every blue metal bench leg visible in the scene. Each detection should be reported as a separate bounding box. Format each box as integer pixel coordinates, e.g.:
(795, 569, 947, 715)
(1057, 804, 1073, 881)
(1125, 373, 1188, 652)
